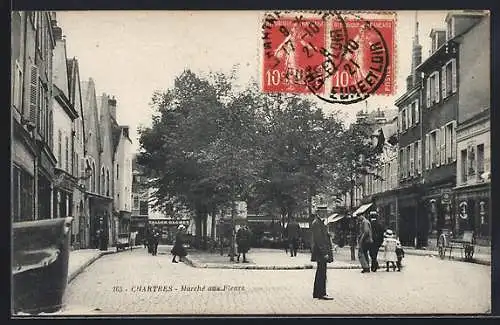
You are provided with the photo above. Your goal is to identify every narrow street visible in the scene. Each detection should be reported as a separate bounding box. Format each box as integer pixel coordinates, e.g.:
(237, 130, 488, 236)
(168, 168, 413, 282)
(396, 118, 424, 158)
(61, 246, 491, 315)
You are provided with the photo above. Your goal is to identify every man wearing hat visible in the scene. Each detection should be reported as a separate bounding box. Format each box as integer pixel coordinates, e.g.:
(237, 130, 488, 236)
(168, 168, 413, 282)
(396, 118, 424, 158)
(357, 213, 373, 273)
(311, 213, 334, 300)
(368, 211, 384, 272)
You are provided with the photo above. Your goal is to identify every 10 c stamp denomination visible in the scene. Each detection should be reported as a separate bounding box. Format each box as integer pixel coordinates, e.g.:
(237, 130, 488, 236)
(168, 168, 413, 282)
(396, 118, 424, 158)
(261, 11, 396, 104)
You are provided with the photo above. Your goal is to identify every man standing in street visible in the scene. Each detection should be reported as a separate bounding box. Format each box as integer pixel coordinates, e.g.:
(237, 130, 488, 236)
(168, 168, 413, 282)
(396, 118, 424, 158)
(357, 213, 373, 273)
(368, 211, 384, 272)
(311, 213, 334, 300)
(286, 216, 301, 257)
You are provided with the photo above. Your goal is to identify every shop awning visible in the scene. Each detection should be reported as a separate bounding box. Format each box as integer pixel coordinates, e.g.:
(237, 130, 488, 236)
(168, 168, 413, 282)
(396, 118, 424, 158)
(353, 203, 373, 217)
(325, 214, 345, 224)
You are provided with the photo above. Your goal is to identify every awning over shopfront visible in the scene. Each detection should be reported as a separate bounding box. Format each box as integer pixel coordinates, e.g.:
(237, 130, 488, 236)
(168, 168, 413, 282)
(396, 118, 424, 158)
(325, 214, 344, 224)
(353, 203, 373, 217)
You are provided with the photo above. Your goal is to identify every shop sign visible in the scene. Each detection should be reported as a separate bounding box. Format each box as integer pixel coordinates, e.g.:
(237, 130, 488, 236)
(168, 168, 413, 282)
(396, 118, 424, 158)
(149, 219, 190, 226)
(441, 191, 451, 204)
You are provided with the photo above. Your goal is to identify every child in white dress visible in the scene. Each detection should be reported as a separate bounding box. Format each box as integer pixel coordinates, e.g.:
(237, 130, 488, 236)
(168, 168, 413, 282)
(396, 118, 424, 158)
(381, 229, 400, 272)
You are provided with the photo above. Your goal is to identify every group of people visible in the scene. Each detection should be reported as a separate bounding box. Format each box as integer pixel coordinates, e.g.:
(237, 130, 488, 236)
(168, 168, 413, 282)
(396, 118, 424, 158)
(358, 211, 404, 273)
(144, 224, 188, 262)
(310, 211, 405, 300)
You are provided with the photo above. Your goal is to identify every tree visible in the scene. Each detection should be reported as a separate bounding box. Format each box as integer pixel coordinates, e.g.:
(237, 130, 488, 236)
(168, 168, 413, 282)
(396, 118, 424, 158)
(138, 70, 265, 257)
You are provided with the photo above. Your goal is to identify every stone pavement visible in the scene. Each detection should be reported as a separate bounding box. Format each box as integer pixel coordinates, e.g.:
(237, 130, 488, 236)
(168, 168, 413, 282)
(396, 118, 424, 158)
(184, 245, 491, 269)
(57, 246, 491, 315)
(68, 246, 143, 283)
(184, 247, 360, 269)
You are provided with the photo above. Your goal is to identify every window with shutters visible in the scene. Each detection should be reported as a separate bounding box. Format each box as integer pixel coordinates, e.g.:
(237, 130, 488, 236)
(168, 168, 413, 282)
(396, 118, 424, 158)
(468, 145, 476, 176)
(451, 121, 457, 161)
(65, 136, 69, 172)
(445, 59, 456, 96)
(106, 169, 110, 196)
(398, 111, 402, 133)
(408, 105, 413, 128)
(445, 122, 453, 163)
(440, 126, 446, 166)
(57, 131, 62, 167)
(29, 65, 39, 125)
(461, 149, 467, 183)
(409, 143, 415, 177)
(417, 140, 422, 174)
(477, 144, 485, 179)
(399, 149, 404, 178)
(425, 134, 430, 170)
(406, 144, 413, 177)
(428, 72, 440, 106)
(430, 131, 438, 168)
(48, 110, 53, 149)
(401, 108, 407, 131)
(13, 61, 23, 111)
(435, 129, 441, 167)
(414, 100, 420, 124)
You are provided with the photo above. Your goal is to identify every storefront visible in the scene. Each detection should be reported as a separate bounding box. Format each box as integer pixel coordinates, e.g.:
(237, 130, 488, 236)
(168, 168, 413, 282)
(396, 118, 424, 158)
(372, 191, 398, 232)
(130, 216, 148, 245)
(148, 218, 191, 244)
(88, 194, 113, 249)
(421, 185, 454, 247)
(397, 190, 422, 247)
(453, 182, 490, 245)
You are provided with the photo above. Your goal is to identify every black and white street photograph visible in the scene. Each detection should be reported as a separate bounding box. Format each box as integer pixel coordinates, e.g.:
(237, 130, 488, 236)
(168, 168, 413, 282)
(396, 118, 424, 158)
(11, 9, 491, 316)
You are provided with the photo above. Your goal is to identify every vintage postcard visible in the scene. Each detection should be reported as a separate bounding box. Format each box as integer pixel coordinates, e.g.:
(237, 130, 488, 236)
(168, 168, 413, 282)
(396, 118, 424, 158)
(11, 10, 491, 316)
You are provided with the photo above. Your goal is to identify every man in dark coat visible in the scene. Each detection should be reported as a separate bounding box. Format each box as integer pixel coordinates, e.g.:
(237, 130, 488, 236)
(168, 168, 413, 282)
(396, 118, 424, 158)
(286, 217, 301, 257)
(151, 227, 161, 256)
(358, 213, 373, 273)
(236, 225, 252, 263)
(311, 213, 334, 300)
(368, 211, 384, 272)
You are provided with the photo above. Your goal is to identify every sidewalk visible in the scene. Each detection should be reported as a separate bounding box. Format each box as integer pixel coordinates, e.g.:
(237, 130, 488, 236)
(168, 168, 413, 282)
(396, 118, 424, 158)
(67, 245, 142, 283)
(402, 245, 491, 266)
(184, 247, 361, 270)
(184, 244, 491, 270)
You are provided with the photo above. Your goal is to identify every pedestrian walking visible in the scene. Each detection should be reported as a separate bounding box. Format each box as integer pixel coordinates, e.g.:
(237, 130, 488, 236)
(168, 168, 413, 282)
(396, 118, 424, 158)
(171, 225, 187, 263)
(236, 225, 252, 263)
(286, 216, 301, 257)
(151, 227, 161, 256)
(368, 211, 384, 272)
(357, 213, 373, 273)
(381, 229, 400, 272)
(130, 231, 137, 250)
(310, 213, 334, 300)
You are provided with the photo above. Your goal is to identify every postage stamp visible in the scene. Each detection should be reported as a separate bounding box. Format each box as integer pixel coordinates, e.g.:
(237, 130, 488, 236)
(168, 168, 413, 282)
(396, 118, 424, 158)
(261, 11, 396, 104)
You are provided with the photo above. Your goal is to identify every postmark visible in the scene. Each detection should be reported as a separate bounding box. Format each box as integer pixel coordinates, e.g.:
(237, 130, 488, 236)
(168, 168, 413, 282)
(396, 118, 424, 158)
(261, 11, 396, 104)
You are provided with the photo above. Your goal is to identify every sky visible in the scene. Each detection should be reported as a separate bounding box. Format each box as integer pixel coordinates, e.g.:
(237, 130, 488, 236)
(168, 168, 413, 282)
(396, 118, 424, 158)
(55, 10, 449, 153)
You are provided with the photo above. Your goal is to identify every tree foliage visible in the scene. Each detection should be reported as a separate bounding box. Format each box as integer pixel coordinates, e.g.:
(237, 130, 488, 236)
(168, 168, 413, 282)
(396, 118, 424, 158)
(138, 69, 383, 245)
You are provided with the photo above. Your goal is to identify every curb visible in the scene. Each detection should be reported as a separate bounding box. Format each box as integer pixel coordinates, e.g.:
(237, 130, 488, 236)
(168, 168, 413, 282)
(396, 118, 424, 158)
(403, 250, 491, 266)
(183, 257, 362, 270)
(68, 250, 115, 283)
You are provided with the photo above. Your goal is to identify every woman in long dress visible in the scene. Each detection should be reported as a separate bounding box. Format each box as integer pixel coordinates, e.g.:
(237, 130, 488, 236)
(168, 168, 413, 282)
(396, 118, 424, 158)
(171, 225, 187, 263)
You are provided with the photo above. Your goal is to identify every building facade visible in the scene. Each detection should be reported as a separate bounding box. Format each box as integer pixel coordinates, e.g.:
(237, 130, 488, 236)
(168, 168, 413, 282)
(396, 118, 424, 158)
(51, 19, 80, 232)
(109, 96, 133, 235)
(131, 154, 150, 245)
(67, 57, 89, 248)
(394, 18, 424, 246)
(11, 11, 57, 223)
(452, 13, 491, 244)
(82, 79, 113, 248)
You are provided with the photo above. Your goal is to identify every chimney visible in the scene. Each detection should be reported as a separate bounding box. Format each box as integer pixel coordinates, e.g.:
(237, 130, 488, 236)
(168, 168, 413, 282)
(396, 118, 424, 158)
(108, 96, 117, 120)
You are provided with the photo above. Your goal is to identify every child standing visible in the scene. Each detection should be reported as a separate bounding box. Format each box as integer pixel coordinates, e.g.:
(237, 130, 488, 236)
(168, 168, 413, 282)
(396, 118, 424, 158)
(381, 229, 400, 272)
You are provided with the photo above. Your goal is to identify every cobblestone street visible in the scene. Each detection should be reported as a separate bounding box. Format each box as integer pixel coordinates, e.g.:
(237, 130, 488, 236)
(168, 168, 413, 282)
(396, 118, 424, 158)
(60, 245, 491, 315)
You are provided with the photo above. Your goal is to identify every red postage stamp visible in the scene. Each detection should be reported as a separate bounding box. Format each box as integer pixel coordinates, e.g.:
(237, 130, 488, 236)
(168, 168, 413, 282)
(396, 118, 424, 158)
(261, 11, 396, 104)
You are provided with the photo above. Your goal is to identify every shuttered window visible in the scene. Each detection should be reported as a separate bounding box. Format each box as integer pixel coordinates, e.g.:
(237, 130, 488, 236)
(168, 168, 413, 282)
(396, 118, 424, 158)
(13, 61, 23, 111)
(417, 140, 422, 174)
(451, 121, 457, 161)
(414, 100, 420, 124)
(29, 65, 39, 125)
(426, 78, 431, 108)
(425, 134, 430, 170)
(409, 143, 415, 177)
(440, 126, 446, 166)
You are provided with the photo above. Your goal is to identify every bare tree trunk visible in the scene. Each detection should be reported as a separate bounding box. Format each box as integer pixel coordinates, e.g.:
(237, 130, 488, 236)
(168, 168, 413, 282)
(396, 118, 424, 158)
(202, 213, 208, 250)
(229, 195, 236, 262)
(211, 208, 217, 240)
(350, 180, 356, 261)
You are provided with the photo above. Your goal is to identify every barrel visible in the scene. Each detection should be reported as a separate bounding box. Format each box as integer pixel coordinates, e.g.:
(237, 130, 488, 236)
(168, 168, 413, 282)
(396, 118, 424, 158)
(12, 217, 73, 314)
